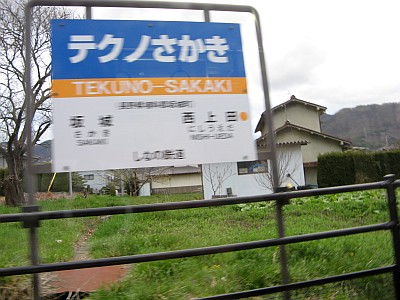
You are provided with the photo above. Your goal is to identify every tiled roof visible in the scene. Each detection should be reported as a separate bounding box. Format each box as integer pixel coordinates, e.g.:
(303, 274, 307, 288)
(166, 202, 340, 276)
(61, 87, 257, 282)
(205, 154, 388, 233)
(272, 95, 327, 113)
(256, 134, 308, 149)
(156, 165, 201, 175)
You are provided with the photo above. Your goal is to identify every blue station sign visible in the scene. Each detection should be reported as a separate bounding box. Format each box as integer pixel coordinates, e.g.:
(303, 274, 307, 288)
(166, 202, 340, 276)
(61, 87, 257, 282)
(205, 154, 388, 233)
(51, 19, 256, 172)
(52, 19, 246, 80)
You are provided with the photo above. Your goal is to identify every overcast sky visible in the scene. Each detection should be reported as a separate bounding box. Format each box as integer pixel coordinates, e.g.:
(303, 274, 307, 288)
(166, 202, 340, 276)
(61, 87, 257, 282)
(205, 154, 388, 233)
(78, 0, 400, 131)
(39, 0, 399, 165)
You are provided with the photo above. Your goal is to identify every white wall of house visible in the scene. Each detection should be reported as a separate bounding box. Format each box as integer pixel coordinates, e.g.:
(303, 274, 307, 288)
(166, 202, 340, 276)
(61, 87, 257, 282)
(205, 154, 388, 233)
(79, 170, 111, 194)
(302, 136, 343, 163)
(202, 144, 305, 200)
(137, 173, 201, 197)
(276, 130, 344, 163)
(276, 144, 306, 188)
(202, 162, 266, 200)
(152, 173, 201, 189)
(139, 182, 151, 196)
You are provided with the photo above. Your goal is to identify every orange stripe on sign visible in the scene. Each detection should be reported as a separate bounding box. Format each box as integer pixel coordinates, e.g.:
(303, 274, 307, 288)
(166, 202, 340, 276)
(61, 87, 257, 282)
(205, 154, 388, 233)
(51, 77, 248, 98)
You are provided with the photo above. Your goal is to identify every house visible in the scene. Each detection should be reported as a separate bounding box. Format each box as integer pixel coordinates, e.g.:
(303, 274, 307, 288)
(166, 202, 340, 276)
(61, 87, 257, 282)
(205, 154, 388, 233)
(79, 165, 202, 196)
(201, 141, 305, 200)
(79, 170, 114, 194)
(255, 95, 351, 186)
(202, 95, 352, 199)
(150, 165, 202, 195)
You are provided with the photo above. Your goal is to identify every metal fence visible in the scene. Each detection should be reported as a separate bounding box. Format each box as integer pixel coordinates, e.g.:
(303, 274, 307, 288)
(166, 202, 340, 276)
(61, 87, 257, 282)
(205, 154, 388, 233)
(10, 0, 400, 298)
(1, 174, 399, 299)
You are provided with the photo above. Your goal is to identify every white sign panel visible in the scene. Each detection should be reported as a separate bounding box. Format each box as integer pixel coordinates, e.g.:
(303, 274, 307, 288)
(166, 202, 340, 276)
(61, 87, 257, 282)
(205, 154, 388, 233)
(51, 19, 256, 172)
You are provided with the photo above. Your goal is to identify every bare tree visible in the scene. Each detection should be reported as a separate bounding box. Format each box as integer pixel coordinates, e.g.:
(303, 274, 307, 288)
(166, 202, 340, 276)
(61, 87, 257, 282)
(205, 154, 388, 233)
(0, 0, 74, 206)
(113, 167, 170, 196)
(202, 163, 233, 197)
(255, 148, 299, 191)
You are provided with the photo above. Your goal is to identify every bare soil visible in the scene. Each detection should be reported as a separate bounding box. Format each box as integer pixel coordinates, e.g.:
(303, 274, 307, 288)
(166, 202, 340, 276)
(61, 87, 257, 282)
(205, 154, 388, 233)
(1, 194, 129, 298)
(42, 216, 129, 298)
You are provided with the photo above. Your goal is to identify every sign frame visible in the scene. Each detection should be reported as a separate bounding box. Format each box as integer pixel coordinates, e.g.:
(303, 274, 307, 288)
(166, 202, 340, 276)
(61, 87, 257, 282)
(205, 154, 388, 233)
(24, 2, 280, 299)
(25, 0, 278, 182)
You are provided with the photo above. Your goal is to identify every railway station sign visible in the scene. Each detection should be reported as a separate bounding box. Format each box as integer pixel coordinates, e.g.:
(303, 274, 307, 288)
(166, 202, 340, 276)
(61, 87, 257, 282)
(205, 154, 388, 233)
(51, 19, 256, 171)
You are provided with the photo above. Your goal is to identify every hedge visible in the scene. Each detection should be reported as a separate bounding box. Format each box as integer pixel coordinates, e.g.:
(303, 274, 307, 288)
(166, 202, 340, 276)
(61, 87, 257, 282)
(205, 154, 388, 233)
(36, 172, 85, 192)
(317, 150, 400, 187)
(1, 170, 85, 194)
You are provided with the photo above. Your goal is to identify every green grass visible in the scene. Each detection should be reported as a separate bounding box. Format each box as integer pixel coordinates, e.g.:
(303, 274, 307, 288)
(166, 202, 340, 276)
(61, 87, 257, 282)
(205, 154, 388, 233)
(0, 193, 202, 268)
(86, 190, 397, 299)
(0, 190, 399, 299)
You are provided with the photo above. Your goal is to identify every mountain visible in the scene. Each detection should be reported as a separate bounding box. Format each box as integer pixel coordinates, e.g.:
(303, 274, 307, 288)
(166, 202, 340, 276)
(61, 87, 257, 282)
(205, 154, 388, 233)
(320, 102, 400, 150)
(33, 140, 52, 162)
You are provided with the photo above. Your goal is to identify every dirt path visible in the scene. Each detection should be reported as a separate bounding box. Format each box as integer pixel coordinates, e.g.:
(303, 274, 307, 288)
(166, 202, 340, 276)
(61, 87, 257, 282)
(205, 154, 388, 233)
(42, 216, 129, 298)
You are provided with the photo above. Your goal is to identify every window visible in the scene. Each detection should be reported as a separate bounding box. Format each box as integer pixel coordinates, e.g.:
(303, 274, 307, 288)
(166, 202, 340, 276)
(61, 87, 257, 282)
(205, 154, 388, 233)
(237, 160, 268, 175)
(83, 174, 94, 180)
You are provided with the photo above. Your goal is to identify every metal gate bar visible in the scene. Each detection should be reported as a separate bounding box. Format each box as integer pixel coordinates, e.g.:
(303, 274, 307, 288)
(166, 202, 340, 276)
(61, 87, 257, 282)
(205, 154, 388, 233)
(0, 221, 393, 277)
(0, 180, 393, 224)
(19, 0, 400, 298)
(23, 1, 278, 298)
(1, 177, 399, 299)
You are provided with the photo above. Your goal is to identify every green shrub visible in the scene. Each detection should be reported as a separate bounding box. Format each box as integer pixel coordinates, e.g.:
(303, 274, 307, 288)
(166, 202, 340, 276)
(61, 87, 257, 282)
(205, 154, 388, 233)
(383, 150, 400, 176)
(352, 151, 380, 183)
(317, 152, 355, 187)
(108, 183, 116, 196)
(318, 150, 400, 187)
(99, 182, 116, 196)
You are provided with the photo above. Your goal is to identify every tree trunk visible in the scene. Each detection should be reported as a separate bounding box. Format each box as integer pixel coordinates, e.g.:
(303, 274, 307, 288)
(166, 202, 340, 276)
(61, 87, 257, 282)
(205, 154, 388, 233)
(130, 182, 138, 196)
(4, 174, 26, 206)
(4, 153, 26, 207)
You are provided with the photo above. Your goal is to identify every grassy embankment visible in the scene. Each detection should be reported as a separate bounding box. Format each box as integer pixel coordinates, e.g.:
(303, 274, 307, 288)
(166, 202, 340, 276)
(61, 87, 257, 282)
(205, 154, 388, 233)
(0, 190, 398, 299)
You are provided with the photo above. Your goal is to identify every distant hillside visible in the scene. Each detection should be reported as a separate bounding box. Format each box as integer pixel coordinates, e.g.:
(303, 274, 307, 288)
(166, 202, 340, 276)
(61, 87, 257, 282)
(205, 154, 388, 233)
(320, 102, 400, 150)
(33, 140, 52, 162)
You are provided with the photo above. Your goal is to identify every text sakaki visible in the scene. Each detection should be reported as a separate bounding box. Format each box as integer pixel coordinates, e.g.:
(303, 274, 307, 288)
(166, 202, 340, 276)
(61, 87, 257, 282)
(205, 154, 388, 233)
(71, 79, 232, 96)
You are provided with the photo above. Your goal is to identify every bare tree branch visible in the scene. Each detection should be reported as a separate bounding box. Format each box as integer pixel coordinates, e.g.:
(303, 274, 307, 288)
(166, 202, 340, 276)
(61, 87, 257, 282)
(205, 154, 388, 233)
(203, 163, 233, 196)
(0, 0, 76, 206)
(255, 147, 300, 191)
(112, 167, 171, 196)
